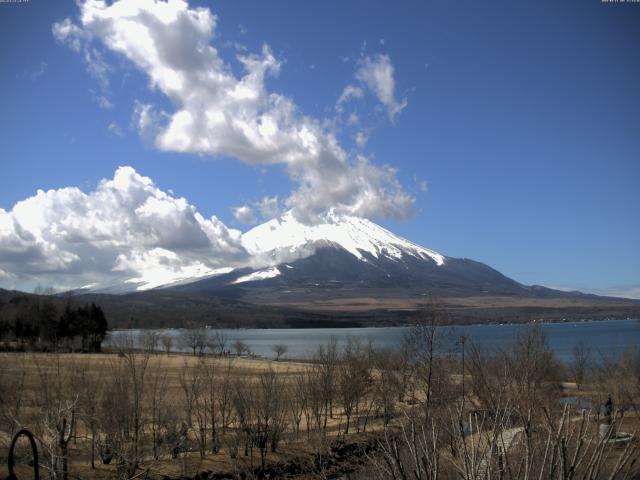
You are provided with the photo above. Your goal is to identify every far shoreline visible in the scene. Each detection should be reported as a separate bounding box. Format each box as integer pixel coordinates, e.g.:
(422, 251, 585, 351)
(107, 315, 640, 332)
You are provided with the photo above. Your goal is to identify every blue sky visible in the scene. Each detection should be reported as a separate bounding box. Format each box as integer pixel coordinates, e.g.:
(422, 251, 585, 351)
(0, 0, 639, 296)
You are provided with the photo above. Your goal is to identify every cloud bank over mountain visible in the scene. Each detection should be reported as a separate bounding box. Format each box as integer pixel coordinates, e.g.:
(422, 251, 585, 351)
(53, 0, 413, 224)
(0, 167, 247, 290)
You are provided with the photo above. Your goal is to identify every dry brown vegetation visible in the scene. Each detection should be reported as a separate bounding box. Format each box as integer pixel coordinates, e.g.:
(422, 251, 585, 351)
(269, 295, 637, 312)
(1, 312, 638, 480)
(261, 294, 640, 325)
(364, 317, 640, 480)
(0, 333, 424, 480)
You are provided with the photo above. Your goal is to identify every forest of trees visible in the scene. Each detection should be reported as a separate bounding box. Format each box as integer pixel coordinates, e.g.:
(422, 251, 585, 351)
(0, 295, 108, 352)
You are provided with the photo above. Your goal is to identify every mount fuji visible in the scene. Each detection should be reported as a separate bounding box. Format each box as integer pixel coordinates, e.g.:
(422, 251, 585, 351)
(59, 211, 640, 327)
(162, 212, 560, 301)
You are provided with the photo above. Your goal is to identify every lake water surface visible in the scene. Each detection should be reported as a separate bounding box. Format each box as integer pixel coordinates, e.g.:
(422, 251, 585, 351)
(105, 318, 640, 362)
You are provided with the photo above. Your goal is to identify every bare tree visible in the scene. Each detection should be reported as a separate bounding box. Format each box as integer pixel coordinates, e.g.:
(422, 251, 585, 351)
(50, 403, 76, 480)
(370, 402, 639, 480)
(179, 324, 207, 356)
(0, 353, 27, 439)
(232, 368, 288, 469)
(305, 366, 328, 435)
(217, 358, 236, 434)
(337, 337, 370, 433)
(207, 330, 227, 356)
(315, 337, 339, 421)
(402, 300, 451, 417)
(593, 346, 640, 416)
(288, 372, 308, 437)
(373, 349, 402, 427)
(506, 325, 560, 419)
(257, 369, 288, 458)
(76, 360, 103, 470)
(148, 364, 169, 460)
(200, 357, 221, 453)
(179, 360, 199, 429)
(571, 339, 592, 390)
(192, 360, 210, 457)
(99, 357, 131, 475)
(271, 344, 288, 361)
(231, 378, 255, 465)
(232, 339, 248, 357)
(34, 354, 78, 480)
(112, 334, 150, 476)
(160, 334, 173, 355)
(467, 342, 512, 414)
(141, 330, 159, 354)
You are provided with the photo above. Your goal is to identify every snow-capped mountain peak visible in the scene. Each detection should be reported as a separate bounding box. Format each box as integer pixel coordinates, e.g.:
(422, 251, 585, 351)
(81, 212, 446, 294)
(241, 210, 445, 266)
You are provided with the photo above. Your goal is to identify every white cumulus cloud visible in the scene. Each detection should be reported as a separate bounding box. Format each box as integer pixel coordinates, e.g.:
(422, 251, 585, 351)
(255, 195, 280, 219)
(54, 0, 414, 224)
(0, 167, 248, 290)
(232, 205, 256, 225)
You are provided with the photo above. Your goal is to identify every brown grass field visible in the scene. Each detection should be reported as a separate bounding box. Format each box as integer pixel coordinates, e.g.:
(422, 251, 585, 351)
(268, 295, 639, 312)
(1, 338, 638, 480)
(0, 351, 401, 479)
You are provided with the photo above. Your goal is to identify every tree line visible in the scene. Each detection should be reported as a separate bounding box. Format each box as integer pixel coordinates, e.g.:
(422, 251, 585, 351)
(0, 295, 108, 352)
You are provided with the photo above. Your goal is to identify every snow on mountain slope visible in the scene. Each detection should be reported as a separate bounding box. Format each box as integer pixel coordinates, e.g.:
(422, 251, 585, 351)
(125, 266, 234, 291)
(232, 267, 281, 284)
(241, 210, 445, 266)
(81, 212, 445, 294)
(81, 266, 234, 294)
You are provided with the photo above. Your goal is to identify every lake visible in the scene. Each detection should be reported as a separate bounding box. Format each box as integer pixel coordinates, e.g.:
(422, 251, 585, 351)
(105, 318, 640, 362)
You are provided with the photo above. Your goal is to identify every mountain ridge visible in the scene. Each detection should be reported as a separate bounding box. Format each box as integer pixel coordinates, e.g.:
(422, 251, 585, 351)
(78, 211, 636, 304)
(161, 212, 583, 301)
(26, 212, 639, 327)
